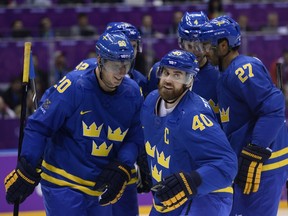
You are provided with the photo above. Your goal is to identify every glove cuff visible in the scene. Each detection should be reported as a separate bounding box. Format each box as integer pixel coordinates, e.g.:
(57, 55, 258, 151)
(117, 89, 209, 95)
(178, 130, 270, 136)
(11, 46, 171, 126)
(17, 157, 41, 186)
(110, 161, 131, 181)
(242, 144, 272, 162)
(178, 171, 201, 196)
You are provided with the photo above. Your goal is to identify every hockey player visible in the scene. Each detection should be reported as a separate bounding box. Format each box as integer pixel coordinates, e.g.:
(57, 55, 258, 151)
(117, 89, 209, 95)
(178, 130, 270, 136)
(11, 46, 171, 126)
(4, 32, 144, 216)
(105, 21, 152, 216)
(199, 16, 288, 216)
(141, 49, 237, 215)
(147, 12, 220, 119)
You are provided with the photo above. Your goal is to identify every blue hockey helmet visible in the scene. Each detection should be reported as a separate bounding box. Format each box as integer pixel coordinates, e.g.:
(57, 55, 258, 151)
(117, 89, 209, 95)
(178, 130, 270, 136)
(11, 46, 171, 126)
(178, 11, 209, 41)
(95, 32, 134, 62)
(105, 22, 142, 52)
(199, 15, 241, 48)
(157, 49, 199, 84)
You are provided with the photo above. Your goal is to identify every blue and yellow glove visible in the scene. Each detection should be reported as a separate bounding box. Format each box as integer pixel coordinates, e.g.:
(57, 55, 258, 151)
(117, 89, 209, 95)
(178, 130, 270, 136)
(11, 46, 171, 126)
(152, 171, 201, 211)
(235, 144, 272, 194)
(94, 160, 131, 206)
(4, 157, 41, 204)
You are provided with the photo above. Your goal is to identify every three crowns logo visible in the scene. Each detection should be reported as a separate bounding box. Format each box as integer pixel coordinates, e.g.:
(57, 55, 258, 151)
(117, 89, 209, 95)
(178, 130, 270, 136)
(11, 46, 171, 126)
(156, 150, 170, 169)
(108, 126, 128, 142)
(82, 122, 103, 137)
(220, 107, 230, 123)
(91, 141, 113, 157)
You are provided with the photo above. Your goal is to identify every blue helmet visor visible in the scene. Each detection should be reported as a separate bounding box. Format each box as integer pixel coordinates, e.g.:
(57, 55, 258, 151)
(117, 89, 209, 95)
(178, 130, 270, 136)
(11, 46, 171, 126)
(202, 42, 217, 53)
(102, 59, 132, 75)
(179, 39, 204, 55)
(156, 66, 194, 85)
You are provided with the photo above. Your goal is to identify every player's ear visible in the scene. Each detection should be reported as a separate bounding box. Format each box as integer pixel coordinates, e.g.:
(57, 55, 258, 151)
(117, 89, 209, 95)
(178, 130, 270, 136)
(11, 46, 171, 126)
(219, 39, 229, 51)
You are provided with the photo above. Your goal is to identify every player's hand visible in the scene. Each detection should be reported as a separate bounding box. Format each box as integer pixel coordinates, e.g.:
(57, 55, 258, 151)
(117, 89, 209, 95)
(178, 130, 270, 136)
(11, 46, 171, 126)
(234, 144, 272, 194)
(136, 152, 152, 193)
(151, 171, 201, 211)
(94, 160, 131, 206)
(4, 157, 41, 204)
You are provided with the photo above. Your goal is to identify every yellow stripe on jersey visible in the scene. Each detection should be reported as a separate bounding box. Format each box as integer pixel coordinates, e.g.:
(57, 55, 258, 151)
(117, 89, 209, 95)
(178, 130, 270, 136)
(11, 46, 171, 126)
(263, 147, 288, 171)
(263, 159, 288, 171)
(270, 147, 288, 159)
(41, 172, 102, 196)
(42, 160, 95, 186)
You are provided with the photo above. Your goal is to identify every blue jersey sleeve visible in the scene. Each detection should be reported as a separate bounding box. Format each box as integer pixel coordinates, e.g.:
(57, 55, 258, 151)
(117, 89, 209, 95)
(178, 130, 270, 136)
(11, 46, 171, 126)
(226, 56, 285, 148)
(180, 96, 237, 194)
(21, 71, 83, 167)
(117, 84, 144, 167)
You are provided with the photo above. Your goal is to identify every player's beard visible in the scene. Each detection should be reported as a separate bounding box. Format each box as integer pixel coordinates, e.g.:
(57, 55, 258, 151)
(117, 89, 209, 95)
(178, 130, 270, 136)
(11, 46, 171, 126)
(158, 82, 186, 102)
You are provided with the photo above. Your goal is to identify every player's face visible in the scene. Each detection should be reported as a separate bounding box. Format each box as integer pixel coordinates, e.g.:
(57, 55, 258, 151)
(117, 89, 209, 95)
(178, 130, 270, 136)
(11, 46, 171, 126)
(180, 40, 205, 62)
(158, 67, 188, 101)
(101, 60, 131, 89)
(202, 42, 219, 66)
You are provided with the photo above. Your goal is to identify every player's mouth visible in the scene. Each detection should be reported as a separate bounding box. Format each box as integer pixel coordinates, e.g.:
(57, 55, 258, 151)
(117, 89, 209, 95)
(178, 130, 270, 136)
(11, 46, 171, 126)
(163, 85, 173, 90)
(114, 76, 123, 82)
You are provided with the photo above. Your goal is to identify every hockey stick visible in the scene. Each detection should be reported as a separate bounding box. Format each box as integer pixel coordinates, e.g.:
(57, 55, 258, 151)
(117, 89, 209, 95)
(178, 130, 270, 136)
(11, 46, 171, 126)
(13, 42, 32, 216)
(276, 62, 283, 92)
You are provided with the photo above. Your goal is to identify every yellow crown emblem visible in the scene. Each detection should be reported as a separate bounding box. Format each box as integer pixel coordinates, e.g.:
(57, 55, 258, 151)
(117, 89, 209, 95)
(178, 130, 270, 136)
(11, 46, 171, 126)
(208, 99, 219, 114)
(108, 126, 128, 142)
(151, 164, 162, 182)
(91, 141, 113, 157)
(156, 150, 170, 169)
(82, 122, 103, 137)
(145, 141, 155, 158)
(220, 107, 230, 123)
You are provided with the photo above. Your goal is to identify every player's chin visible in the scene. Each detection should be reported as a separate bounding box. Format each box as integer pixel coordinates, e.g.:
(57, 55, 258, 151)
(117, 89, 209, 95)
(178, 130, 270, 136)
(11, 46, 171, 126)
(159, 87, 174, 97)
(113, 77, 124, 85)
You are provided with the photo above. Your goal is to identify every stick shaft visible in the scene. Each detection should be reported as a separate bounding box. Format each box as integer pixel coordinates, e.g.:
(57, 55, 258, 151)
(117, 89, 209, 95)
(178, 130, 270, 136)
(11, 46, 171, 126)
(14, 42, 32, 216)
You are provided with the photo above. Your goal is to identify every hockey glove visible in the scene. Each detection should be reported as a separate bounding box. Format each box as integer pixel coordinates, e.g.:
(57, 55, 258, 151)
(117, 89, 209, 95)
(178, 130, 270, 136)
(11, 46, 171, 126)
(234, 144, 272, 194)
(94, 160, 131, 206)
(4, 157, 41, 204)
(152, 171, 201, 210)
(136, 152, 152, 193)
